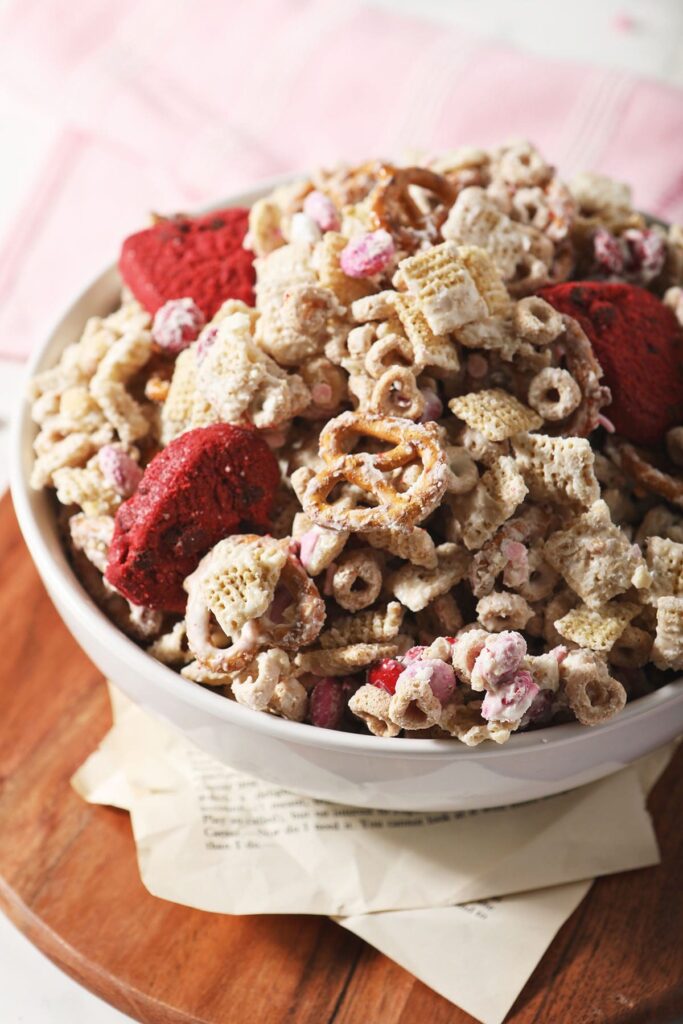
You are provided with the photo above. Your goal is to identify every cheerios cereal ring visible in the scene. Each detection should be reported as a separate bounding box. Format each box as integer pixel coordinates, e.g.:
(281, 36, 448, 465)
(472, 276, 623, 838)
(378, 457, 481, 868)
(330, 549, 383, 611)
(371, 367, 425, 420)
(549, 316, 611, 436)
(365, 333, 417, 379)
(527, 366, 582, 421)
(372, 166, 457, 250)
(304, 411, 448, 532)
(514, 296, 564, 346)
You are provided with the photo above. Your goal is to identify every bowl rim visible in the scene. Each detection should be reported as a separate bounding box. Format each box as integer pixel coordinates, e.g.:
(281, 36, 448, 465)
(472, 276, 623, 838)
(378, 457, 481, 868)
(9, 181, 683, 761)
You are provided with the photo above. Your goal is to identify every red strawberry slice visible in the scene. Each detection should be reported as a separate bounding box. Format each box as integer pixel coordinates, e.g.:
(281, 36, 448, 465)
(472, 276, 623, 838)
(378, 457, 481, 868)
(539, 282, 683, 448)
(119, 207, 255, 318)
(105, 424, 280, 613)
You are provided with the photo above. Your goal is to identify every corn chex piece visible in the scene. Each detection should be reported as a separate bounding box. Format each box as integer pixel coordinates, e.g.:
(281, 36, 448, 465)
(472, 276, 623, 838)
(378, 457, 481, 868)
(199, 535, 287, 640)
(320, 602, 404, 648)
(449, 456, 528, 551)
(398, 241, 490, 334)
(554, 601, 640, 652)
(513, 433, 600, 508)
(645, 536, 683, 603)
(652, 596, 683, 670)
(365, 526, 438, 568)
(458, 245, 510, 316)
(295, 642, 398, 676)
(393, 294, 460, 376)
(544, 500, 650, 609)
(449, 389, 542, 442)
(390, 542, 470, 612)
(314, 232, 375, 306)
(161, 346, 217, 445)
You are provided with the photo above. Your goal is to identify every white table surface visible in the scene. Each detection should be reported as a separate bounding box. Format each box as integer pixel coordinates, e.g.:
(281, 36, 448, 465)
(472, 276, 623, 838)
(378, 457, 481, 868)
(1, 1, 682, 1020)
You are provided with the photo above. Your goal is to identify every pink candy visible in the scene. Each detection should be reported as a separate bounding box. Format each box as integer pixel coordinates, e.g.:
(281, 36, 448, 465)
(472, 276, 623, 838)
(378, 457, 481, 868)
(501, 540, 529, 589)
(311, 382, 334, 406)
(592, 227, 666, 285)
(98, 445, 143, 498)
(396, 657, 456, 704)
(303, 190, 340, 233)
(298, 527, 321, 572)
(472, 631, 527, 690)
(481, 670, 539, 724)
(308, 676, 350, 729)
(340, 230, 395, 279)
(466, 353, 489, 379)
(593, 227, 624, 276)
(419, 387, 444, 422)
(152, 297, 206, 354)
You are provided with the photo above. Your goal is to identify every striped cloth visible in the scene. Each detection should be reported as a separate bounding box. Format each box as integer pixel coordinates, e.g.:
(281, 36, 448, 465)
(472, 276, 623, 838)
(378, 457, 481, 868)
(0, 0, 681, 359)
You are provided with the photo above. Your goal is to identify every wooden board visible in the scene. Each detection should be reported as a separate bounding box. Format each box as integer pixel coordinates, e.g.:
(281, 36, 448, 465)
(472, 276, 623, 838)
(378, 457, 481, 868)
(1, 492, 682, 1024)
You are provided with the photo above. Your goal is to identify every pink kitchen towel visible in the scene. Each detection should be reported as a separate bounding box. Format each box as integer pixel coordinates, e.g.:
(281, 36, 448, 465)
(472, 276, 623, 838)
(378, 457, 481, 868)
(0, 0, 682, 360)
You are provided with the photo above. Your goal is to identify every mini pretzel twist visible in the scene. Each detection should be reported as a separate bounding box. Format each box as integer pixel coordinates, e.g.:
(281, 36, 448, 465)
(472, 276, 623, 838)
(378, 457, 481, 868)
(371, 166, 458, 250)
(302, 411, 449, 532)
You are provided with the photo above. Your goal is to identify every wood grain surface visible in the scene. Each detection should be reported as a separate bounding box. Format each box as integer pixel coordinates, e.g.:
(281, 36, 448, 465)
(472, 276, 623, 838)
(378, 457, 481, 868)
(1, 493, 682, 1024)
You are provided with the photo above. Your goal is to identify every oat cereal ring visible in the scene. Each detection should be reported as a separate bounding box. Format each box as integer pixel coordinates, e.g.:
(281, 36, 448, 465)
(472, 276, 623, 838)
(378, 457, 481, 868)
(348, 684, 401, 737)
(517, 547, 559, 602)
(608, 625, 653, 669)
(444, 446, 479, 495)
(612, 440, 683, 510)
(514, 296, 564, 346)
(476, 592, 534, 632)
(550, 316, 611, 436)
(560, 650, 627, 725)
(299, 356, 347, 417)
(229, 648, 292, 713)
(303, 411, 449, 533)
(371, 165, 457, 251)
(370, 367, 425, 420)
(365, 332, 418, 379)
(527, 366, 582, 421)
(388, 670, 442, 731)
(328, 549, 383, 611)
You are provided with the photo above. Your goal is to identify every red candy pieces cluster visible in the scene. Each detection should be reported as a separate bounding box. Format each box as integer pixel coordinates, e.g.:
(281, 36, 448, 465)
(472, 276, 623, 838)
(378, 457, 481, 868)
(368, 658, 404, 695)
(105, 424, 279, 613)
(119, 207, 255, 319)
(540, 282, 683, 448)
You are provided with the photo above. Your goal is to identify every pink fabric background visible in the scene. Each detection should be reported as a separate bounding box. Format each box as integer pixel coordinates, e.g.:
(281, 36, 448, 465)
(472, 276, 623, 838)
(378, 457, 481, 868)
(0, 0, 682, 360)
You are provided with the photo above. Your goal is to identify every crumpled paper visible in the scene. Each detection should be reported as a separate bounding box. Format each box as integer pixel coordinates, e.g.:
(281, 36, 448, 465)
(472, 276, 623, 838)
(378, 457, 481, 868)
(72, 686, 673, 1024)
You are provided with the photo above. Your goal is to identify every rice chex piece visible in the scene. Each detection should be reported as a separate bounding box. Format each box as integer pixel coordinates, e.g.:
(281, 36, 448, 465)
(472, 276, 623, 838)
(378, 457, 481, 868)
(544, 500, 650, 609)
(320, 602, 404, 648)
(458, 245, 510, 315)
(450, 456, 528, 550)
(398, 241, 489, 334)
(513, 433, 600, 508)
(652, 596, 683, 670)
(200, 535, 287, 639)
(554, 601, 640, 652)
(645, 536, 683, 603)
(449, 389, 542, 442)
(393, 294, 460, 376)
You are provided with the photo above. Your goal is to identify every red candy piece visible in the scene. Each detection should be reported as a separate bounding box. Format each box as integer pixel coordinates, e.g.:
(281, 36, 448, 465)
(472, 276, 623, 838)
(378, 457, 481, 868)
(539, 282, 683, 447)
(105, 424, 279, 613)
(119, 208, 255, 319)
(368, 658, 404, 695)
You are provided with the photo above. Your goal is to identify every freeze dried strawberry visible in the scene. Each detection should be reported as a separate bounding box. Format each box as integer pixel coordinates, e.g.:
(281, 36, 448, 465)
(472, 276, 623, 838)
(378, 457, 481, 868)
(119, 208, 255, 318)
(540, 282, 683, 447)
(368, 658, 403, 695)
(105, 424, 279, 612)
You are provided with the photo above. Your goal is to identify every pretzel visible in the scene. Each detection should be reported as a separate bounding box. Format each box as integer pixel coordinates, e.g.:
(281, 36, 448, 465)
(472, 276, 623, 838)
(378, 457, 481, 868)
(559, 650, 627, 725)
(370, 165, 457, 250)
(610, 440, 683, 510)
(449, 388, 542, 442)
(348, 684, 401, 737)
(302, 411, 449, 533)
(527, 367, 581, 421)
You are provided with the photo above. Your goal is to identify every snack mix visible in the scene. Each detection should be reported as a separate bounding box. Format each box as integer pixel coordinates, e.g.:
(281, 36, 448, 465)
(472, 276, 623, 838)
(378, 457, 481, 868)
(30, 142, 683, 744)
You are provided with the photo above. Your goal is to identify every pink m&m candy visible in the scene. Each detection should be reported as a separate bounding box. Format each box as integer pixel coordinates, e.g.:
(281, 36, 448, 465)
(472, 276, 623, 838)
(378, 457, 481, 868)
(152, 297, 205, 354)
(340, 230, 395, 279)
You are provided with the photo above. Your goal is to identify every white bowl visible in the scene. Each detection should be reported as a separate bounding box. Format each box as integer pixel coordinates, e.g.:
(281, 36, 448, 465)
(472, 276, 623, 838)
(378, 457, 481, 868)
(10, 184, 683, 811)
